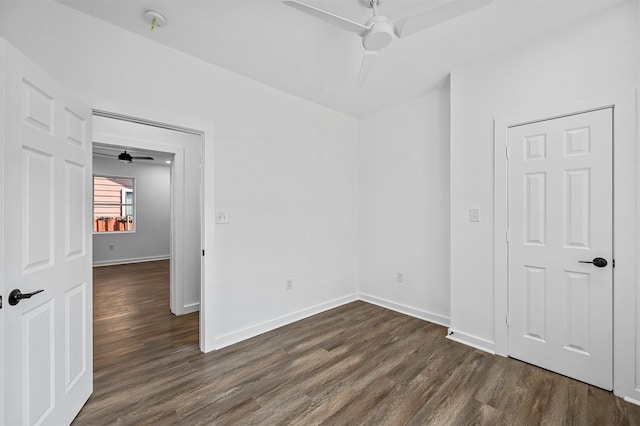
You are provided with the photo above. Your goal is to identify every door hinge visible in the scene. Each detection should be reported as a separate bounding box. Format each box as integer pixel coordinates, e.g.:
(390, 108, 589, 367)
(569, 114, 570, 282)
(505, 145, 510, 159)
(613, 259, 615, 268)
(506, 229, 510, 243)
(0, 295, 2, 309)
(202, 250, 205, 256)
(506, 314, 510, 326)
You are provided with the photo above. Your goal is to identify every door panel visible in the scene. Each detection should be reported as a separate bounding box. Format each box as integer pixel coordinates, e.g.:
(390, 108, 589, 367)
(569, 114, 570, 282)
(2, 40, 93, 425)
(508, 108, 612, 390)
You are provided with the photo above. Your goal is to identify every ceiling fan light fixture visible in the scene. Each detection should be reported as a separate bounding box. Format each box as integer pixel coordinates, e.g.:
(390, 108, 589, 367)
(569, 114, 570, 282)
(362, 17, 394, 51)
(283, 0, 493, 86)
(118, 151, 133, 163)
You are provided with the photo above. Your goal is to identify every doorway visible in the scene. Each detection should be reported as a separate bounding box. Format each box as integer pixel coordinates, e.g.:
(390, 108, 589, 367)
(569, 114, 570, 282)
(91, 112, 203, 317)
(493, 91, 637, 400)
(506, 108, 613, 390)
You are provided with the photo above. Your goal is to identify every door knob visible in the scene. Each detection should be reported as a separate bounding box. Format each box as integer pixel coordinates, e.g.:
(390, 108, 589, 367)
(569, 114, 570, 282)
(8, 289, 44, 306)
(578, 257, 608, 268)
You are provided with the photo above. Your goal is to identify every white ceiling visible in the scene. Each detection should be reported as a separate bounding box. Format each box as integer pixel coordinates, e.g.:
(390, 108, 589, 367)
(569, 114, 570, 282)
(58, 0, 627, 117)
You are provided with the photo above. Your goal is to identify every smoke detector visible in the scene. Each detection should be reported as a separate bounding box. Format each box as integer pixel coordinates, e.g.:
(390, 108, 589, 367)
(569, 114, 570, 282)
(144, 10, 167, 31)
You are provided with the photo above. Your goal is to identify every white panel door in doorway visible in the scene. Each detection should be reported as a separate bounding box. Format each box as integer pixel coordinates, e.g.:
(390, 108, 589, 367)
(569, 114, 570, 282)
(507, 108, 613, 390)
(1, 41, 93, 424)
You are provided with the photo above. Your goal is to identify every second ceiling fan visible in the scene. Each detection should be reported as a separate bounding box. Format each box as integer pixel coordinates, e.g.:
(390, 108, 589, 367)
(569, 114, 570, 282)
(283, 0, 493, 86)
(94, 150, 155, 163)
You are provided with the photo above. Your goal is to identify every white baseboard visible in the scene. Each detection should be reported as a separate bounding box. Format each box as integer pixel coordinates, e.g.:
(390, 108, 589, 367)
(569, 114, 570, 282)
(446, 328, 495, 354)
(624, 395, 640, 406)
(173, 302, 200, 316)
(93, 255, 170, 267)
(358, 293, 450, 327)
(213, 293, 359, 350)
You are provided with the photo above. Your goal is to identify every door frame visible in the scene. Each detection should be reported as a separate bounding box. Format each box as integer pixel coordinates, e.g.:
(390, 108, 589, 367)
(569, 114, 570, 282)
(92, 111, 200, 316)
(0, 38, 6, 425)
(493, 90, 637, 399)
(91, 109, 215, 353)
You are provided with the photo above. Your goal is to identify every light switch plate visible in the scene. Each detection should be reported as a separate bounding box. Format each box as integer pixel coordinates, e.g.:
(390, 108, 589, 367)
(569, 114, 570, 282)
(469, 208, 480, 222)
(215, 210, 229, 224)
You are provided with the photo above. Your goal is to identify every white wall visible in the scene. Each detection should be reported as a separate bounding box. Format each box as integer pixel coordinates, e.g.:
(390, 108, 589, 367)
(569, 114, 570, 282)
(92, 157, 171, 266)
(450, 1, 639, 398)
(359, 87, 450, 325)
(1, 0, 359, 349)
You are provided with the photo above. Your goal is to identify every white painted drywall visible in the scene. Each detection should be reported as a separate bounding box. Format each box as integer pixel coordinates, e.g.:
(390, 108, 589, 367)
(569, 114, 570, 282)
(92, 157, 171, 266)
(1, 0, 359, 349)
(449, 0, 637, 348)
(359, 87, 450, 325)
(449, 0, 638, 397)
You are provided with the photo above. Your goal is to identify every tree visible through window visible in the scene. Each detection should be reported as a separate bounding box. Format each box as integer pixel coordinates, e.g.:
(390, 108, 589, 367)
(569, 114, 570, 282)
(93, 176, 135, 232)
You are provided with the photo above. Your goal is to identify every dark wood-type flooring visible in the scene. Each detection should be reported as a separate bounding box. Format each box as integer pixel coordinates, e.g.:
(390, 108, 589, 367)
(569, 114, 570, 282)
(73, 260, 640, 425)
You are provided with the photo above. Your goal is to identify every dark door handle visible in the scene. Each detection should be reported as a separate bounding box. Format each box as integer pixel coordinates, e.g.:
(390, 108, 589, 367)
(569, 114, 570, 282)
(579, 257, 608, 268)
(8, 289, 44, 306)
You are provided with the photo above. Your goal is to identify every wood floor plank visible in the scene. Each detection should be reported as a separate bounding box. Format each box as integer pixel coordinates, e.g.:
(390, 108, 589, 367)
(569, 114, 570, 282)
(407, 350, 495, 425)
(365, 369, 449, 425)
(72, 260, 640, 425)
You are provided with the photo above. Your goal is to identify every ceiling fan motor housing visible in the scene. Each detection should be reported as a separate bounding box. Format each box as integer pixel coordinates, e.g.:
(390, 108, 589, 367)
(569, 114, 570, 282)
(363, 16, 394, 51)
(118, 151, 133, 162)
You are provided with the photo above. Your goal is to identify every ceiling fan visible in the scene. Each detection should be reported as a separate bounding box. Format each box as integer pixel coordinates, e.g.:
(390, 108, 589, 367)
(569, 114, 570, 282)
(283, 0, 493, 86)
(94, 150, 155, 163)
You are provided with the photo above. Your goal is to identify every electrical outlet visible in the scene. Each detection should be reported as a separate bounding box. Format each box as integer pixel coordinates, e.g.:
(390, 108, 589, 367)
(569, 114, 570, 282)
(396, 272, 403, 283)
(286, 278, 293, 290)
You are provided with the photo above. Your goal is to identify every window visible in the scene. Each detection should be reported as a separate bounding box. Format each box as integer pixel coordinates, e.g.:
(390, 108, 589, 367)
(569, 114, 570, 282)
(93, 176, 135, 232)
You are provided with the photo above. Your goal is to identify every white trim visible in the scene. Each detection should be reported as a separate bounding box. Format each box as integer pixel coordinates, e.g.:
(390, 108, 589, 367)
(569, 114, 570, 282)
(446, 329, 496, 354)
(92, 255, 170, 267)
(201, 120, 215, 353)
(358, 293, 450, 327)
(213, 295, 452, 352)
(623, 396, 640, 407)
(493, 89, 638, 400)
(0, 38, 6, 426)
(93, 109, 201, 135)
(175, 302, 200, 315)
(213, 294, 358, 350)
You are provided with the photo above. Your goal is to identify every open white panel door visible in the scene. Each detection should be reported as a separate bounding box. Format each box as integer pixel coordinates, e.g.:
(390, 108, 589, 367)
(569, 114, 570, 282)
(1, 40, 93, 425)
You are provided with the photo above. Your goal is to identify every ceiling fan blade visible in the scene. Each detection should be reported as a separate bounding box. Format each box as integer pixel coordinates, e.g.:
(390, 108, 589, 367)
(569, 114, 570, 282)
(393, 0, 493, 38)
(357, 50, 377, 88)
(283, 0, 369, 35)
(94, 152, 117, 157)
(132, 156, 155, 160)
